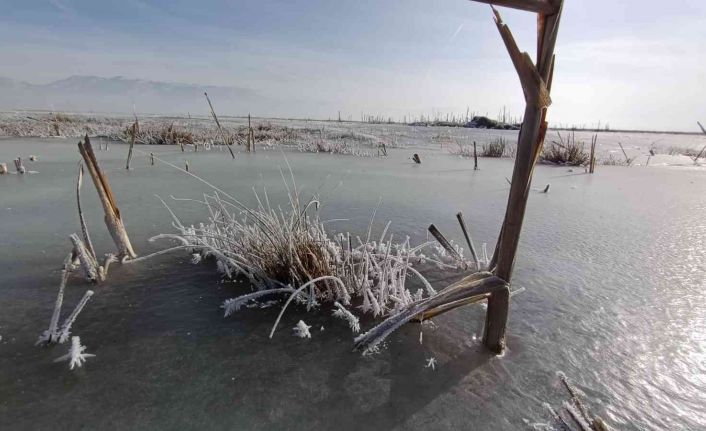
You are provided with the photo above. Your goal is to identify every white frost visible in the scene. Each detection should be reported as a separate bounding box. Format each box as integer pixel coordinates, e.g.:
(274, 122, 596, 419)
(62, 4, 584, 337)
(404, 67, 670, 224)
(293, 320, 312, 339)
(332, 301, 360, 333)
(54, 336, 95, 370)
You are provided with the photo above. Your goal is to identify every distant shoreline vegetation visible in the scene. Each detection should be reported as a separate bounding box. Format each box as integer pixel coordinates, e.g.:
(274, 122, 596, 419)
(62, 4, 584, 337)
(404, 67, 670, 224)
(0, 109, 703, 136)
(1, 109, 702, 136)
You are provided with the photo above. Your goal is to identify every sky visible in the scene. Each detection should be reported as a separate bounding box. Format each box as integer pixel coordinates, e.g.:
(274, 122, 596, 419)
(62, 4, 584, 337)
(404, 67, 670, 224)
(0, 0, 704, 131)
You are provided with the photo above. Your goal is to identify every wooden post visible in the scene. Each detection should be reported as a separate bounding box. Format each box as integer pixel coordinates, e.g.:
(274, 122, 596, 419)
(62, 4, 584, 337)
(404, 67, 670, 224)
(14, 158, 26, 174)
(247, 114, 253, 152)
(475, 0, 563, 353)
(473, 141, 479, 170)
(589, 134, 597, 173)
(126, 119, 137, 170)
(78, 135, 137, 260)
(205, 92, 235, 159)
(76, 162, 97, 260)
(150, 152, 155, 166)
(185, 161, 190, 172)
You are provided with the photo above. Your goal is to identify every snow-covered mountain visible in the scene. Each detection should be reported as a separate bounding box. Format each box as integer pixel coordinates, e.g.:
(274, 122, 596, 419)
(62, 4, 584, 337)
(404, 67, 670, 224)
(0, 75, 277, 116)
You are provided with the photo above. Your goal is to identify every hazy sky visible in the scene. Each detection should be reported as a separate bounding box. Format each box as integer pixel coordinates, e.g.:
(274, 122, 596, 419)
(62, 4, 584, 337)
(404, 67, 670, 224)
(1, 0, 704, 131)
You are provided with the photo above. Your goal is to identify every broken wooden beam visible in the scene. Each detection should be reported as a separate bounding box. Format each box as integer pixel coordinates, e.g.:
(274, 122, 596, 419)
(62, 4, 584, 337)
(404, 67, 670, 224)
(483, 1, 563, 354)
(469, 0, 558, 14)
(78, 135, 137, 260)
(354, 272, 508, 352)
(205, 92, 235, 159)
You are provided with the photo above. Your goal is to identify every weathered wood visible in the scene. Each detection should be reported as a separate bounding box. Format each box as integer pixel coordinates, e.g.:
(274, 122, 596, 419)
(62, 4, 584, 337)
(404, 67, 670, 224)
(354, 273, 508, 351)
(589, 134, 597, 173)
(70, 233, 99, 282)
(485, 1, 564, 353)
(247, 114, 254, 152)
(78, 135, 137, 260)
(76, 162, 97, 261)
(618, 142, 632, 165)
(470, 0, 558, 14)
(205, 92, 236, 159)
(0, 163, 7, 174)
(126, 120, 137, 170)
(473, 141, 479, 170)
(150, 152, 155, 166)
(456, 212, 479, 266)
(419, 293, 489, 320)
(14, 158, 25, 174)
(482, 284, 510, 353)
(428, 224, 464, 263)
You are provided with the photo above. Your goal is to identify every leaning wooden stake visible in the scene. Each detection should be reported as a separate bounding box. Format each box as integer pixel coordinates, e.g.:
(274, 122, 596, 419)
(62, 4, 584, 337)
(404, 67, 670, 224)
(126, 119, 138, 170)
(76, 162, 97, 260)
(78, 135, 137, 260)
(205, 92, 235, 159)
(692, 121, 706, 164)
(484, 0, 563, 353)
(589, 134, 597, 173)
(456, 212, 479, 267)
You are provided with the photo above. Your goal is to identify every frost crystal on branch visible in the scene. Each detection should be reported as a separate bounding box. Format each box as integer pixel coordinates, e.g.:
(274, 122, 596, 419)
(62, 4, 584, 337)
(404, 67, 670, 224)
(37, 254, 73, 345)
(293, 320, 312, 338)
(54, 336, 95, 370)
(57, 290, 94, 344)
(332, 301, 360, 333)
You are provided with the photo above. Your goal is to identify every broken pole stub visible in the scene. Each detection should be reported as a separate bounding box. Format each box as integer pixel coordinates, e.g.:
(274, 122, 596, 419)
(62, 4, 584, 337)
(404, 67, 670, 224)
(471, 0, 564, 354)
(78, 135, 137, 260)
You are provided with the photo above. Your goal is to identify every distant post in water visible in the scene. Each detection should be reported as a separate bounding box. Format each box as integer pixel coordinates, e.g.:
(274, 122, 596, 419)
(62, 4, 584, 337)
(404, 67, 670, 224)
(589, 134, 597, 173)
(473, 141, 479, 170)
(14, 158, 25, 174)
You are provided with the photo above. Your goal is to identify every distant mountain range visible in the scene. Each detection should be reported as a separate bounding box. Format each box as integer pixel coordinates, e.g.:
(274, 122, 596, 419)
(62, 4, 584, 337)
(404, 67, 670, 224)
(0, 75, 286, 117)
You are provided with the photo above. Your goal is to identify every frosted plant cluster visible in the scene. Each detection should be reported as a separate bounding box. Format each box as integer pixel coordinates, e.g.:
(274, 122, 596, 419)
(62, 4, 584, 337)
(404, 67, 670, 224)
(151, 171, 487, 340)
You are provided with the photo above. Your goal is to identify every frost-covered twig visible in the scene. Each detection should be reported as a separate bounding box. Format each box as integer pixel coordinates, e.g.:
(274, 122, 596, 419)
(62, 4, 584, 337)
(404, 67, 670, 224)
(54, 336, 95, 370)
(58, 290, 94, 343)
(425, 357, 437, 370)
(332, 301, 360, 333)
(37, 253, 73, 345)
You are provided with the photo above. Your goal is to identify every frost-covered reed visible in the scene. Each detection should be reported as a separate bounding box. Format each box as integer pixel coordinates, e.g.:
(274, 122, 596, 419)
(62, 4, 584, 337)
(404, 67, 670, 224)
(151, 166, 479, 338)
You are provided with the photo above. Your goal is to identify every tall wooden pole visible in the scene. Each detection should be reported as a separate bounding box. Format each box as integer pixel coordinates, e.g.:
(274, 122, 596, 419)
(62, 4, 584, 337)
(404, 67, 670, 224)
(469, 0, 563, 353)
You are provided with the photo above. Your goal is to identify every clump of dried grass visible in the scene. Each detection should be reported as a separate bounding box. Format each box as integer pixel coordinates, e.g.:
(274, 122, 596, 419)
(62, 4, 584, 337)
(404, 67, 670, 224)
(481, 137, 514, 158)
(149, 160, 476, 338)
(540, 132, 589, 166)
(125, 123, 196, 145)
